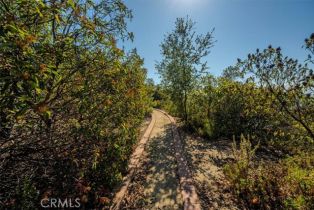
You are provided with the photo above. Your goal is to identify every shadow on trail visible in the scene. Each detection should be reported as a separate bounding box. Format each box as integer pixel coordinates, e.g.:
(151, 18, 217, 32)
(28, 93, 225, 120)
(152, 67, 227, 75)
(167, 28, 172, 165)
(183, 135, 234, 171)
(181, 132, 240, 210)
(121, 123, 182, 210)
(142, 124, 182, 209)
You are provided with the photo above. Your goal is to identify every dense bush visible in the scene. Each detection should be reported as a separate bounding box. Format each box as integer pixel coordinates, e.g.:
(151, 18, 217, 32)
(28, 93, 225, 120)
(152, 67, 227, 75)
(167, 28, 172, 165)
(0, 0, 151, 209)
(187, 77, 286, 142)
(151, 84, 174, 111)
(224, 136, 314, 209)
(185, 35, 314, 149)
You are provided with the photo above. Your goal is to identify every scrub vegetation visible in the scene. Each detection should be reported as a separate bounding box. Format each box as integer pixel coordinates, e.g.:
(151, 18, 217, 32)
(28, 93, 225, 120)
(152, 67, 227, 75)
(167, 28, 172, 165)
(156, 17, 314, 209)
(1, 1, 313, 209)
(0, 0, 151, 209)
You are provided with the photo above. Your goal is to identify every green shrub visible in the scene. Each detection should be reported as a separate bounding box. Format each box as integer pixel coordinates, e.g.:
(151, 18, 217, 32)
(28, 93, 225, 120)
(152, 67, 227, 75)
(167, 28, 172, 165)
(0, 1, 152, 208)
(283, 153, 314, 209)
(186, 77, 283, 141)
(224, 136, 314, 209)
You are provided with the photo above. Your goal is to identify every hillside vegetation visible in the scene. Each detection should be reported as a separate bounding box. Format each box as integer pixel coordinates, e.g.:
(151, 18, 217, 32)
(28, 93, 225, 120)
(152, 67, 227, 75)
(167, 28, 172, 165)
(0, 0, 151, 209)
(156, 17, 314, 209)
(1, 1, 313, 209)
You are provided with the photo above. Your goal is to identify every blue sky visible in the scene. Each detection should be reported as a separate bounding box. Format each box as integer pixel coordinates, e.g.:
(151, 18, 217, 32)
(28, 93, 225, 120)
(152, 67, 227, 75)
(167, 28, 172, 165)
(121, 0, 314, 83)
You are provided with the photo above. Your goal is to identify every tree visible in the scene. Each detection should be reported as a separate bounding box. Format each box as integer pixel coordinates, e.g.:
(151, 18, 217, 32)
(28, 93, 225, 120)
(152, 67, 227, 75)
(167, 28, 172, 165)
(236, 36, 314, 141)
(156, 17, 214, 121)
(222, 66, 241, 80)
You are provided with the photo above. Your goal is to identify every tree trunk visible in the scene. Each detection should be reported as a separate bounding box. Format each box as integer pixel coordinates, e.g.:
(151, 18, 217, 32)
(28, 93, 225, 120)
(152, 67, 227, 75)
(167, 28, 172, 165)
(183, 90, 188, 122)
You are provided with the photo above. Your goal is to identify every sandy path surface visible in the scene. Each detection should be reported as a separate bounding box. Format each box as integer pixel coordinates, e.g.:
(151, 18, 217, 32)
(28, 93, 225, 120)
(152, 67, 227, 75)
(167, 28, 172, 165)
(120, 110, 183, 209)
(182, 134, 241, 210)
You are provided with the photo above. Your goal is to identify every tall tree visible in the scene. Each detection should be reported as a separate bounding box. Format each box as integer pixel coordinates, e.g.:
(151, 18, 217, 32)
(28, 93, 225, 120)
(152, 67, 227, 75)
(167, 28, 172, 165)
(156, 17, 214, 121)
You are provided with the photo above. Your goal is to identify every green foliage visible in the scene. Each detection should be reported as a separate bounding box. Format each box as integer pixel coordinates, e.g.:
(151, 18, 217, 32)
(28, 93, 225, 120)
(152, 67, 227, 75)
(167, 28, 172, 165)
(236, 42, 314, 140)
(283, 153, 314, 209)
(187, 76, 284, 142)
(156, 17, 215, 121)
(225, 137, 314, 209)
(176, 34, 314, 209)
(186, 41, 314, 151)
(0, 0, 151, 208)
(148, 84, 175, 115)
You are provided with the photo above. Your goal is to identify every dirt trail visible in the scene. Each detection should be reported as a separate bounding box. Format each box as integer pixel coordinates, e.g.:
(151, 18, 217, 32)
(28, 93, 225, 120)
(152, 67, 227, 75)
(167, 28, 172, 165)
(120, 110, 183, 209)
(182, 134, 241, 210)
(112, 110, 240, 210)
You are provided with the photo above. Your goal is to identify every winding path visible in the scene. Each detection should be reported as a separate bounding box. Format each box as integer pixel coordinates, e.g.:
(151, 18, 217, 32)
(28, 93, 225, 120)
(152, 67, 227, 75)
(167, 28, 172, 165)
(111, 109, 201, 210)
